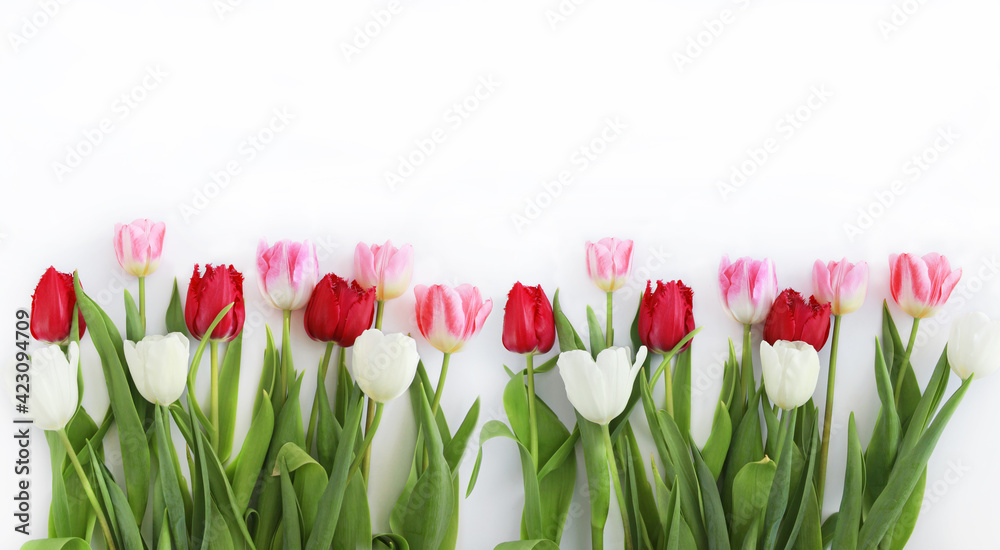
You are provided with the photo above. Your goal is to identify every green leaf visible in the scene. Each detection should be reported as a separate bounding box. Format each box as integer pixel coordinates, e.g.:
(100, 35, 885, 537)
(621, 424, 657, 549)
(123, 288, 144, 342)
(586, 305, 606, 359)
(494, 541, 560, 550)
(693, 445, 731, 550)
(156, 407, 189, 550)
(864, 338, 901, 507)
(761, 411, 797, 550)
(657, 410, 709, 549)
(782, 426, 820, 550)
(21, 539, 93, 550)
(898, 349, 950, 457)
(467, 421, 544, 539)
(702, 400, 733, 480)
(229, 393, 273, 511)
(444, 398, 480, 473)
(576, 414, 610, 546)
(887, 470, 926, 550)
(218, 333, 243, 464)
(94, 446, 144, 550)
(833, 414, 863, 550)
(531, 355, 558, 374)
(552, 289, 586, 352)
(673, 347, 692, 443)
(731, 458, 776, 550)
(255, 374, 307, 549)
(166, 278, 190, 336)
(253, 326, 278, 418)
(373, 533, 410, 550)
(278, 458, 303, 550)
(723, 389, 765, 524)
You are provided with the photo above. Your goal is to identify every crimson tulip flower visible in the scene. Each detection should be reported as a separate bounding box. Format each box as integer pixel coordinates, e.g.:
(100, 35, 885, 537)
(30, 267, 86, 344)
(185, 264, 245, 342)
(763, 289, 832, 350)
(303, 274, 376, 347)
(638, 280, 695, 354)
(502, 282, 555, 355)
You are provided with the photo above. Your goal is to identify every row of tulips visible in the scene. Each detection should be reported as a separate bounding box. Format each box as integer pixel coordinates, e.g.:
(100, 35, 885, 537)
(22, 225, 996, 550)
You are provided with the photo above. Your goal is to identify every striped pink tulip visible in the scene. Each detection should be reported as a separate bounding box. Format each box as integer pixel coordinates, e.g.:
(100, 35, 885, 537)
(355, 240, 414, 301)
(256, 239, 319, 311)
(812, 258, 869, 315)
(414, 284, 492, 353)
(719, 255, 778, 325)
(585, 238, 634, 292)
(889, 253, 962, 319)
(114, 219, 165, 277)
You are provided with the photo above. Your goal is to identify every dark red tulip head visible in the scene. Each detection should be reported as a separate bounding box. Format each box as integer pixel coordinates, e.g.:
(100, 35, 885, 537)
(304, 274, 376, 347)
(185, 264, 245, 342)
(763, 288, 832, 350)
(638, 280, 695, 354)
(502, 282, 555, 355)
(30, 267, 86, 344)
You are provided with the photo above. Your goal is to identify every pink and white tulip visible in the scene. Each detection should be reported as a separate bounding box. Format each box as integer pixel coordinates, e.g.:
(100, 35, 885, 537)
(585, 238, 634, 292)
(719, 255, 778, 325)
(256, 239, 319, 311)
(889, 253, 962, 319)
(414, 284, 492, 353)
(355, 240, 414, 301)
(812, 258, 869, 315)
(114, 219, 165, 277)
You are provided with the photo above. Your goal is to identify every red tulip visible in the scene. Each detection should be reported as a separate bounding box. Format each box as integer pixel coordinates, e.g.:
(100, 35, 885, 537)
(304, 274, 376, 347)
(763, 289, 832, 350)
(638, 280, 695, 354)
(30, 267, 86, 344)
(185, 264, 245, 342)
(502, 282, 555, 354)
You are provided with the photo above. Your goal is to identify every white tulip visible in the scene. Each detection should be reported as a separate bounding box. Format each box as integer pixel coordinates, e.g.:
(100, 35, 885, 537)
(351, 329, 420, 403)
(760, 340, 820, 410)
(123, 333, 191, 405)
(947, 312, 1000, 380)
(30, 342, 80, 430)
(557, 346, 648, 425)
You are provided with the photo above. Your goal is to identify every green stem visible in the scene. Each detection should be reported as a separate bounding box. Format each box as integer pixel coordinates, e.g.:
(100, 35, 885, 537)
(348, 402, 384, 484)
(362, 396, 377, 481)
(894, 318, 920, 408)
(816, 314, 842, 509)
(374, 300, 385, 330)
(601, 424, 633, 550)
(525, 353, 539, 470)
(138, 276, 146, 333)
(430, 353, 451, 415)
(280, 309, 292, 401)
(306, 341, 335, 453)
(661, 354, 674, 417)
(774, 409, 791, 463)
(59, 429, 116, 550)
(741, 323, 754, 407)
(605, 291, 614, 347)
(210, 340, 220, 452)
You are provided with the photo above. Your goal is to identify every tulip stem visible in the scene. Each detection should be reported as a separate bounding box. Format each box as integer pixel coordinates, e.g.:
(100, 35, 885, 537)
(138, 276, 146, 333)
(660, 354, 674, 417)
(361, 397, 377, 481)
(280, 309, 292, 404)
(348, 402, 384, 485)
(525, 353, 539, 470)
(894, 318, 920, 408)
(605, 291, 614, 347)
(430, 353, 451, 416)
(741, 323, 754, 408)
(601, 424, 633, 550)
(210, 340, 220, 451)
(362, 300, 384, 480)
(59, 429, 116, 550)
(374, 300, 385, 330)
(816, 314, 842, 510)
(774, 409, 792, 463)
(306, 341, 336, 454)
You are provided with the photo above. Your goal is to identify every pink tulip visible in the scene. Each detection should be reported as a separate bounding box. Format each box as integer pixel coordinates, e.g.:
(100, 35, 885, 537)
(889, 253, 962, 319)
(585, 238, 634, 292)
(812, 258, 869, 315)
(719, 255, 778, 325)
(256, 239, 319, 311)
(113, 219, 165, 277)
(355, 240, 414, 301)
(414, 284, 493, 353)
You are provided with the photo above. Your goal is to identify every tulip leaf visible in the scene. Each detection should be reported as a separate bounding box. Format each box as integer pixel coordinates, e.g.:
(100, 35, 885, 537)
(278, 458, 303, 550)
(722, 388, 765, 523)
(218, 333, 243, 464)
(123, 288, 144, 342)
(531, 354, 559, 374)
(673, 347, 692, 443)
(832, 414, 864, 550)
(256, 374, 307, 549)
(701, 400, 732, 480)
(335, 348, 351, 427)
(575, 413, 611, 546)
(899, 349, 950, 457)
(657, 410, 709, 549)
(316, 369, 339, 472)
(864, 338, 901, 507)
(467, 421, 544, 539)
(253, 326, 278, 418)
(373, 533, 410, 550)
(185, 303, 236, 437)
(552, 289, 586, 352)
(229, 391, 273, 512)
(156, 407, 189, 550)
(620, 423, 657, 548)
(693, 444, 731, 550)
(761, 411, 797, 550)
(494, 541, 560, 550)
(586, 305, 606, 359)
(781, 425, 820, 550)
(730, 458, 776, 550)
(887, 469, 926, 550)
(533, 397, 576, 543)
(21, 539, 93, 550)
(637, 369, 675, 483)
(444, 398, 481, 473)
(166, 278, 190, 337)
(92, 443, 144, 550)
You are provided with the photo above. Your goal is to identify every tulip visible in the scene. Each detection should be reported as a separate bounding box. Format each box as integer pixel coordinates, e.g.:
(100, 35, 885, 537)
(304, 274, 377, 347)
(30, 267, 86, 344)
(947, 312, 1000, 380)
(185, 264, 245, 342)
(889, 253, 962, 319)
(638, 280, 695, 354)
(718, 255, 778, 325)
(414, 284, 493, 355)
(585, 238, 634, 293)
(502, 282, 555, 355)
(123, 333, 191, 405)
(256, 239, 319, 311)
(764, 289, 832, 351)
(760, 340, 820, 410)
(351, 329, 420, 403)
(114, 219, 165, 278)
(30, 342, 80, 431)
(812, 258, 868, 315)
(557, 346, 648, 426)
(355, 240, 414, 302)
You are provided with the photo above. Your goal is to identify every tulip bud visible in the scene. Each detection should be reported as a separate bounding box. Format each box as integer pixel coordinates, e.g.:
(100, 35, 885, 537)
(502, 282, 555, 354)
(350, 329, 420, 402)
(889, 253, 962, 319)
(30, 342, 80, 430)
(557, 346, 648, 425)
(946, 312, 1000, 380)
(257, 239, 319, 311)
(185, 264, 245, 342)
(30, 267, 86, 344)
(812, 258, 868, 315)
(638, 280, 695, 354)
(354, 240, 414, 301)
(303, 274, 376, 347)
(585, 238, 634, 292)
(124, 333, 191, 405)
(114, 219, 166, 277)
(719, 256, 778, 325)
(763, 289, 832, 351)
(760, 340, 820, 410)
(414, 284, 492, 354)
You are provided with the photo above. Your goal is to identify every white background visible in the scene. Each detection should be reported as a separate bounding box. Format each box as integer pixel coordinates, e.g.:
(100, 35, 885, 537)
(2, 0, 1000, 548)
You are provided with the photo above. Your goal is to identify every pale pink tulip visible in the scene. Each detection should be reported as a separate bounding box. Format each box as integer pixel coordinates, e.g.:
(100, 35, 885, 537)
(256, 239, 319, 311)
(414, 284, 492, 353)
(355, 240, 414, 301)
(889, 253, 962, 319)
(812, 258, 869, 315)
(585, 238, 634, 292)
(114, 219, 165, 277)
(719, 255, 778, 325)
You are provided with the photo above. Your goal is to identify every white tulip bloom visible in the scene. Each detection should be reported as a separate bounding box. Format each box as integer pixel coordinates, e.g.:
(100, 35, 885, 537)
(124, 333, 191, 405)
(351, 329, 420, 403)
(760, 340, 820, 410)
(31, 342, 80, 431)
(557, 346, 648, 425)
(947, 312, 1000, 380)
